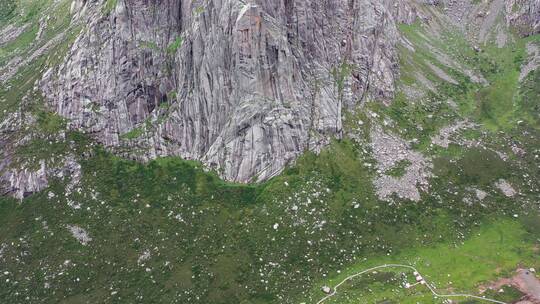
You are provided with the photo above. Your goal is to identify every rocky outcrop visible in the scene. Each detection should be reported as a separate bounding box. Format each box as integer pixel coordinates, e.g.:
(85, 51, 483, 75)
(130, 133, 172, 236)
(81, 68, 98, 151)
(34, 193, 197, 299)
(0, 110, 81, 199)
(40, 0, 417, 183)
(1, 160, 48, 200)
(520, 41, 540, 81)
(506, 0, 540, 36)
(0, 144, 81, 200)
(0, 23, 30, 46)
(385, 0, 421, 24)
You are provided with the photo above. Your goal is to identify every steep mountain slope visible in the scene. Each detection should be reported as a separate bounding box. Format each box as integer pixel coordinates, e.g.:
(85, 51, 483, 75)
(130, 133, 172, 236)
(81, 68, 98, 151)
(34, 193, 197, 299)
(0, 0, 539, 304)
(2, 0, 538, 196)
(41, 0, 413, 183)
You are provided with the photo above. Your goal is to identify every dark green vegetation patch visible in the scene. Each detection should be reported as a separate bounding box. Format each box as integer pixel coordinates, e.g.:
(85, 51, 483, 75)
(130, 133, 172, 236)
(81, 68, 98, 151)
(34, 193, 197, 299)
(0, 0, 16, 22)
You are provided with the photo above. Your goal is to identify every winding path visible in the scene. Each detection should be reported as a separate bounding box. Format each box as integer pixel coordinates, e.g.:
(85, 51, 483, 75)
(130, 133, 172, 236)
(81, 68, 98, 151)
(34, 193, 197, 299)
(316, 264, 507, 304)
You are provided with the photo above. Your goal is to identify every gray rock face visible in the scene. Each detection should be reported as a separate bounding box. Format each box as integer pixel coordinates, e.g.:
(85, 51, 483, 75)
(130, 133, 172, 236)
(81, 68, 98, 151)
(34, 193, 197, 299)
(41, 0, 415, 182)
(0, 113, 46, 199)
(506, 0, 540, 36)
(0, 111, 82, 199)
(520, 42, 540, 81)
(0, 140, 81, 199)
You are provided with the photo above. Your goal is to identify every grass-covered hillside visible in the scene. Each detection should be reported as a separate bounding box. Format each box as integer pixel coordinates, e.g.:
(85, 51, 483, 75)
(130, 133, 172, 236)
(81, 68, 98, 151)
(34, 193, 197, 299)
(1, 132, 538, 303)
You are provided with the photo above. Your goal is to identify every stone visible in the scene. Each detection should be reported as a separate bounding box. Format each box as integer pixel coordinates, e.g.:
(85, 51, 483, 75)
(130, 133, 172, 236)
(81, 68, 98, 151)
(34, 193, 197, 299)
(321, 286, 332, 294)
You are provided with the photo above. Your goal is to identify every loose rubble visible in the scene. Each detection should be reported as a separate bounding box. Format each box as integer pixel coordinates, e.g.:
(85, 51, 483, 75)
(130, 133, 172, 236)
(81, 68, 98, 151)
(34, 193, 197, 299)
(371, 126, 432, 202)
(66, 225, 92, 245)
(495, 179, 517, 198)
(431, 120, 476, 148)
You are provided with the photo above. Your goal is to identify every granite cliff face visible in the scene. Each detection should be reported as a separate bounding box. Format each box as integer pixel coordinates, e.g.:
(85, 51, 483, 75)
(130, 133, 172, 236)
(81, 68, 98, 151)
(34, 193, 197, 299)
(41, 0, 414, 182)
(506, 0, 540, 36)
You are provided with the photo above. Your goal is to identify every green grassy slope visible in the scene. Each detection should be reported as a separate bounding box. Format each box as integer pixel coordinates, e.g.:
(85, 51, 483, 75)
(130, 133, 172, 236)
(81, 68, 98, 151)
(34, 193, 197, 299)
(303, 219, 538, 304)
(0, 131, 535, 303)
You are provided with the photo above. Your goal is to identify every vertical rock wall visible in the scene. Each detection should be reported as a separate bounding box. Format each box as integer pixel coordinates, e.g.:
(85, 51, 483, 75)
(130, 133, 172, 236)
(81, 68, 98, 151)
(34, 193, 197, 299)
(506, 0, 540, 36)
(41, 0, 411, 182)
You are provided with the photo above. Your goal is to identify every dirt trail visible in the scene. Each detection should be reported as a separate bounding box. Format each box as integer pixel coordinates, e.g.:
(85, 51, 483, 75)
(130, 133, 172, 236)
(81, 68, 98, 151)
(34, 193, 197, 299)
(486, 269, 540, 304)
(516, 270, 540, 302)
(317, 263, 506, 304)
